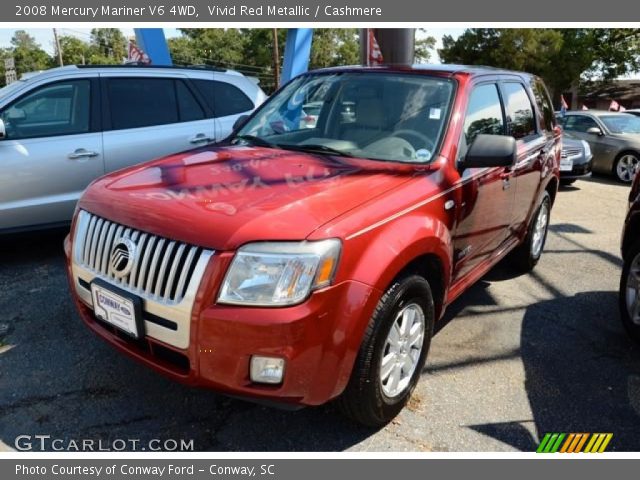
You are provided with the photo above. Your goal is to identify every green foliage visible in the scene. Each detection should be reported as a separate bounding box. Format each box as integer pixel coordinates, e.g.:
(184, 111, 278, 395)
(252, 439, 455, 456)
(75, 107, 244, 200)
(415, 29, 436, 63)
(58, 36, 92, 65)
(439, 28, 640, 98)
(9, 30, 53, 78)
(90, 28, 127, 62)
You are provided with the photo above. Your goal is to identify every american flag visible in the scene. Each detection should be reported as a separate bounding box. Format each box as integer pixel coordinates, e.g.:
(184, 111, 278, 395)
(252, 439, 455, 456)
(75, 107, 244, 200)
(128, 42, 151, 64)
(368, 30, 384, 66)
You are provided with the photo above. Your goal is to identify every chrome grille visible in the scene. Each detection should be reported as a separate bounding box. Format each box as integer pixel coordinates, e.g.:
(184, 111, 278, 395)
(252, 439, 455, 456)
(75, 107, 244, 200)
(75, 210, 208, 304)
(561, 148, 581, 158)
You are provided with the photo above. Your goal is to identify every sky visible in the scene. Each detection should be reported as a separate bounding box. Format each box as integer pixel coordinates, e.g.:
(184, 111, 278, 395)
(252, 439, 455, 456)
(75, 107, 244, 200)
(0, 27, 463, 63)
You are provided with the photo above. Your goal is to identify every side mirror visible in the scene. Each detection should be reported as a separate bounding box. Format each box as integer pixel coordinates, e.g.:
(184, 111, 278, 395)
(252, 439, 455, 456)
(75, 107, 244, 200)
(232, 114, 250, 132)
(7, 107, 26, 122)
(461, 134, 517, 169)
(586, 127, 603, 136)
(0, 118, 5, 140)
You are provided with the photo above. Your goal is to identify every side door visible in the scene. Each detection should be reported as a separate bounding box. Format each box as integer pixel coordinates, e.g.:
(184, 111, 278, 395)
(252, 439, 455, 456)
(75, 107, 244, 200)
(499, 80, 549, 237)
(100, 74, 216, 173)
(561, 114, 615, 172)
(0, 77, 103, 231)
(452, 81, 516, 282)
(191, 76, 257, 141)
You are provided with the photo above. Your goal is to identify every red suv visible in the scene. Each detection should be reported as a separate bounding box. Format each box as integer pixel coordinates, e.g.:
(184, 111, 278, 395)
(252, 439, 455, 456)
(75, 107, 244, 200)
(65, 65, 560, 426)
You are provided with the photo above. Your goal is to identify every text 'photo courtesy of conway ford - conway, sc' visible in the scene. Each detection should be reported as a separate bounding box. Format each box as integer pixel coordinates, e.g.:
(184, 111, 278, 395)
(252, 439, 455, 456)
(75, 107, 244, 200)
(64, 65, 560, 426)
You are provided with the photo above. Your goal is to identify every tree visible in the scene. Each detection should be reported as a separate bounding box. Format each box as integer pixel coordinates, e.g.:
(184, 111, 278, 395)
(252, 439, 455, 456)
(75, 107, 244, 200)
(90, 28, 127, 63)
(309, 29, 359, 69)
(58, 35, 92, 65)
(9, 30, 52, 77)
(415, 29, 436, 63)
(439, 28, 640, 102)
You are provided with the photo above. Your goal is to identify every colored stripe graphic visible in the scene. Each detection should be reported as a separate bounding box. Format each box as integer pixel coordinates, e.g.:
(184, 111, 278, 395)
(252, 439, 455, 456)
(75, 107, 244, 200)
(537, 433, 613, 453)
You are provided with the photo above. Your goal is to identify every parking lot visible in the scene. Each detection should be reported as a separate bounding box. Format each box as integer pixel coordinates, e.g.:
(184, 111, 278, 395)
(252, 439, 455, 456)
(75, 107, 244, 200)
(0, 175, 639, 452)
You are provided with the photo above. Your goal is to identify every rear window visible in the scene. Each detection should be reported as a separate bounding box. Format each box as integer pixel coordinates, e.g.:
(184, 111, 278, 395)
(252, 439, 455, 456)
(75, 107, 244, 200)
(532, 79, 555, 132)
(192, 79, 254, 118)
(503, 82, 536, 140)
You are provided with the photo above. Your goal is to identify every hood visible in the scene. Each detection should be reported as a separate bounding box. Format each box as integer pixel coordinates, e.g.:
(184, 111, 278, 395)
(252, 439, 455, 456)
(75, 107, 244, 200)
(79, 145, 424, 250)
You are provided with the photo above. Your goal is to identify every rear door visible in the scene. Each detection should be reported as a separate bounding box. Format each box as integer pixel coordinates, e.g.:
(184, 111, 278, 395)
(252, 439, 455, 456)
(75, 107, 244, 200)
(453, 81, 516, 281)
(499, 79, 549, 236)
(0, 76, 103, 230)
(100, 74, 216, 173)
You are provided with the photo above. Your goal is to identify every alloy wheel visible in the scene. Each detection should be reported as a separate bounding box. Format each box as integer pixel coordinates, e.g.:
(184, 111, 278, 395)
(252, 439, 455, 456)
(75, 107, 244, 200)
(380, 303, 425, 398)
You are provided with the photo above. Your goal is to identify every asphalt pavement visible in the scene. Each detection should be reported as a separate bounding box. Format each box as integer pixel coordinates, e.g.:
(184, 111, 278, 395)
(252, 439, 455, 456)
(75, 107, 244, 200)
(0, 175, 638, 452)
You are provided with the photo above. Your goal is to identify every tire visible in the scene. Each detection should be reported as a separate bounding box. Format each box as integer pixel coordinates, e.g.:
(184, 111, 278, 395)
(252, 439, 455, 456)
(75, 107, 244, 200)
(614, 152, 640, 183)
(511, 191, 551, 272)
(619, 241, 640, 344)
(337, 274, 435, 427)
(560, 179, 576, 186)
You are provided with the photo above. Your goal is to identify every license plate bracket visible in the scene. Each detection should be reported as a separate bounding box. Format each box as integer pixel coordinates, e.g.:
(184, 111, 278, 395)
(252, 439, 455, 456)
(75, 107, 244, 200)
(90, 278, 145, 339)
(560, 158, 574, 171)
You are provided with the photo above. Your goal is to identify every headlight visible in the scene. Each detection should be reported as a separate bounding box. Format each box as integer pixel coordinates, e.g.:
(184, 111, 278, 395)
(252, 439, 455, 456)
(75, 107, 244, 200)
(581, 140, 591, 158)
(218, 239, 341, 306)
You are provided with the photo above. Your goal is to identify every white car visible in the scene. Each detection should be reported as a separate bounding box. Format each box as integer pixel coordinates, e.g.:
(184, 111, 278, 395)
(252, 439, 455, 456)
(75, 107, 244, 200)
(0, 65, 267, 232)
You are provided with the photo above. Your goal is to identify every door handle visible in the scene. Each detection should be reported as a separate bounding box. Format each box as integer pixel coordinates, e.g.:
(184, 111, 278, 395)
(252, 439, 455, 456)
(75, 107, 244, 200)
(68, 149, 99, 160)
(189, 133, 214, 144)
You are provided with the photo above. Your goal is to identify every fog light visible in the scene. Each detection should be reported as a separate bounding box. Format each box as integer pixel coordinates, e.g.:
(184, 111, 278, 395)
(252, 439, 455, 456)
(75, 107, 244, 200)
(250, 356, 285, 384)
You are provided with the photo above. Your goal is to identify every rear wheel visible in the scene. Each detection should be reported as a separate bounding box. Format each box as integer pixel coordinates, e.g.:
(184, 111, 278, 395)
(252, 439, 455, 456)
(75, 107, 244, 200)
(337, 274, 434, 427)
(619, 241, 640, 343)
(614, 152, 640, 183)
(511, 191, 551, 272)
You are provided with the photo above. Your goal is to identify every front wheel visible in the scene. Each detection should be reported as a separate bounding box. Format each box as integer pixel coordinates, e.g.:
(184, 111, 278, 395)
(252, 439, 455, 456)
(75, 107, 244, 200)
(511, 191, 551, 272)
(337, 274, 434, 427)
(619, 241, 640, 343)
(614, 152, 640, 183)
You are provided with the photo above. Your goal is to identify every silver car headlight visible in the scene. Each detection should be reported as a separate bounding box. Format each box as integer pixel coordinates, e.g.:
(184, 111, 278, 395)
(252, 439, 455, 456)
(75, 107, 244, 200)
(218, 239, 341, 306)
(581, 140, 592, 158)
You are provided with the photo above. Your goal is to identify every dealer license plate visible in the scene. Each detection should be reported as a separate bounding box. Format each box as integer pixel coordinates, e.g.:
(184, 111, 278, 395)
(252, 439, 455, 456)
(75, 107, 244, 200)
(560, 158, 574, 171)
(91, 280, 142, 338)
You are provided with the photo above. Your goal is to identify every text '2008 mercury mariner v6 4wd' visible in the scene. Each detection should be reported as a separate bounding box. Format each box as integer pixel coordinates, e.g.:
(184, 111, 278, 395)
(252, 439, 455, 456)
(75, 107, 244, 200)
(65, 65, 561, 426)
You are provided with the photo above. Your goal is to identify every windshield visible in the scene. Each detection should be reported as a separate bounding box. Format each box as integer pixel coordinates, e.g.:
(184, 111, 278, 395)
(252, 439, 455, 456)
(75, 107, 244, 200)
(235, 72, 454, 163)
(600, 115, 640, 134)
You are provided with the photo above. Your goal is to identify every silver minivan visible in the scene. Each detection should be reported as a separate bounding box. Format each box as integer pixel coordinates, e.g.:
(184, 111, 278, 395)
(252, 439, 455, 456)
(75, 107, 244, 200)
(0, 65, 267, 232)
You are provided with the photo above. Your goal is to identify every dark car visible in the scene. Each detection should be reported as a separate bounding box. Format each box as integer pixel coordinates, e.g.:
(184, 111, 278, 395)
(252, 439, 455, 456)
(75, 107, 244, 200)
(620, 173, 640, 342)
(560, 132, 592, 185)
(558, 111, 640, 183)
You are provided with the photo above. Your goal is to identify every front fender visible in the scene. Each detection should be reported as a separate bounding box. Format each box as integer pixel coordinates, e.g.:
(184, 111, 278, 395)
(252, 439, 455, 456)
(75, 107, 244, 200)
(339, 212, 453, 309)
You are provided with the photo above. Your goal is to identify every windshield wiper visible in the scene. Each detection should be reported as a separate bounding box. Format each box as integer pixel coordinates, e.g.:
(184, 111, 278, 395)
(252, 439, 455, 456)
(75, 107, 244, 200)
(277, 144, 354, 157)
(232, 135, 276, 148)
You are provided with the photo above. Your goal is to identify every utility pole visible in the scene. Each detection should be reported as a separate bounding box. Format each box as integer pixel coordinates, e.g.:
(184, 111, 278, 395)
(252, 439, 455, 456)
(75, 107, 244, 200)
(53, 28, 63, 66)
(272, 28, 280, 91)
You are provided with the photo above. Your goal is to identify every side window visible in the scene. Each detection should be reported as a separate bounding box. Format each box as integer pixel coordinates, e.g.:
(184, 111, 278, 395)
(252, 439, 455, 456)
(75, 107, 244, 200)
(503, 82, 536, 140)
(107, 78, 177, 130)
(192, 79, 254, 118)
(1, 80, 90, 139)
(463, 83, 505, 146)
(532, 79, 555, 132)
(563, 115, 598, 133)
(176, 81, 205, 122)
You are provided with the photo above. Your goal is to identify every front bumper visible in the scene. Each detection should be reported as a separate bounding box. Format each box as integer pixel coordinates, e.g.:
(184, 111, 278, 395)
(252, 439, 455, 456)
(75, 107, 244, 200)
(560, 157, 593, 180)
(65, 236, 381, 406)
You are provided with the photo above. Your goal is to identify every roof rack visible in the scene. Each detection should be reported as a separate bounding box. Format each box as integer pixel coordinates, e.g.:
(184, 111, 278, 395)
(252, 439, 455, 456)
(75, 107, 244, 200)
(74, 64, 229, 72)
